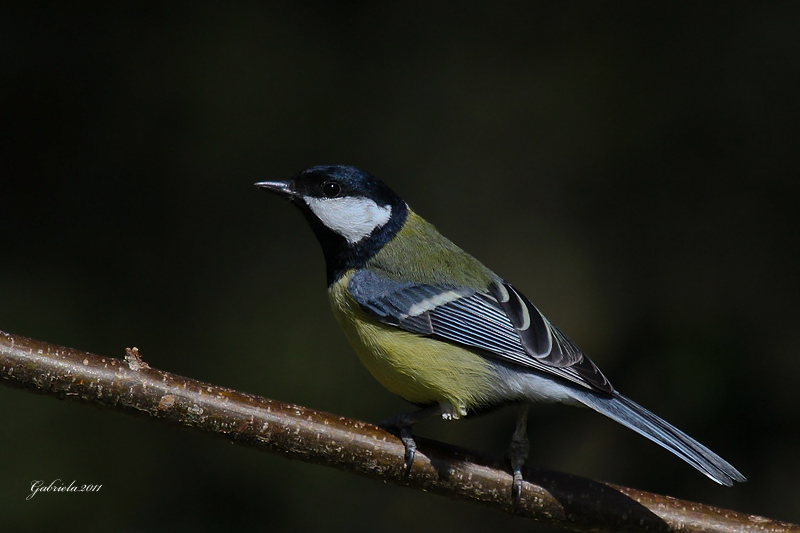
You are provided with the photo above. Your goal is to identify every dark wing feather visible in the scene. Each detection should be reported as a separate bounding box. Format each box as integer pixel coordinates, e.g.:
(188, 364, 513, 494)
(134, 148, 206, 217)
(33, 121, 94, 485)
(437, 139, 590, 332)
(348, 270, 613, 395)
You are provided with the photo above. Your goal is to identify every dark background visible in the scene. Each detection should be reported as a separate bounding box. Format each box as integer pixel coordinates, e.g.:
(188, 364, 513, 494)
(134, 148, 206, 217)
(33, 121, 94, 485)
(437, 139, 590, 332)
(2, 2, 798, 531)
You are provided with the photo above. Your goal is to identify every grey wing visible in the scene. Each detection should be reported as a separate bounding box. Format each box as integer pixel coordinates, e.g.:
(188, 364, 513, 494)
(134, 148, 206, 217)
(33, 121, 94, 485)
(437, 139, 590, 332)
(348, 270, 613, 395)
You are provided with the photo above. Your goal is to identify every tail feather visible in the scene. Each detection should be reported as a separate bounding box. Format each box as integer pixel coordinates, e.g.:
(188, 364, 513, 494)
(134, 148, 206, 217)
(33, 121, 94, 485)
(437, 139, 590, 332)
(572, 392, 746, 486)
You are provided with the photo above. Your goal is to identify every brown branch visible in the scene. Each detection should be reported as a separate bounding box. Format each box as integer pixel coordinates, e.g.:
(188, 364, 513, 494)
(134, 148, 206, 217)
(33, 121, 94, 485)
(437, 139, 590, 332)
(0, 329, 795, 533)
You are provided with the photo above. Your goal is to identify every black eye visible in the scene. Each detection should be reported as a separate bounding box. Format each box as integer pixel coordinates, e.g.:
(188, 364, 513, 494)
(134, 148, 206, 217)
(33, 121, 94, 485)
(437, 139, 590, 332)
(322, 181, 341, 198)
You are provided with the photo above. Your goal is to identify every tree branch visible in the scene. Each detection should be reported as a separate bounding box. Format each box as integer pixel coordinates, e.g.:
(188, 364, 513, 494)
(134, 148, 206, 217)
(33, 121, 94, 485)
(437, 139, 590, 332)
(0, 329, 795, 533)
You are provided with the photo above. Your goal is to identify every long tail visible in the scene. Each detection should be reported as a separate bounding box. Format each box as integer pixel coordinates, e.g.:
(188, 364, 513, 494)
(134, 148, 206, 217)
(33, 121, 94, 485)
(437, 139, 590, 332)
(571, 391, 746, 486)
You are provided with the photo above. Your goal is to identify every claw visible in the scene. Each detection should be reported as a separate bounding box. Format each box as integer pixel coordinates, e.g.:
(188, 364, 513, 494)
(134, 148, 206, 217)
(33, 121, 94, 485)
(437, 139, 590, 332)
(399, 426, 417, 476)
(511, 468, 524, 512)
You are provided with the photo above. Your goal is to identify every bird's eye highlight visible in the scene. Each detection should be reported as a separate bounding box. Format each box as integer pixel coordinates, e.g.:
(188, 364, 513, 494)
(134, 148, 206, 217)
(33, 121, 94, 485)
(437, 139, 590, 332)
(322, 181, 341, 198)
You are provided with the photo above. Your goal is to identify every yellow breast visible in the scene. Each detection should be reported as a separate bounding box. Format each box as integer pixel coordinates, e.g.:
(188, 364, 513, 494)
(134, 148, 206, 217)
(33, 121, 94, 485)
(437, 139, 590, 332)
(329, 272, 499, 417)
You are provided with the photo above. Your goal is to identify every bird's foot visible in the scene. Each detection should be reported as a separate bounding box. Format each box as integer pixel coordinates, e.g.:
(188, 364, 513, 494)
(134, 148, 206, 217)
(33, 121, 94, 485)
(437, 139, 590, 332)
(508, 404, 530, 512)
(380, 405, 439, 476)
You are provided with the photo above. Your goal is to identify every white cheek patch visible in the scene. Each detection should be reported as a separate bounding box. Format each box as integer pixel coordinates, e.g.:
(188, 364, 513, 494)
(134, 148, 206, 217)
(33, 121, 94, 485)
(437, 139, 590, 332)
(304, 196, 392, 244)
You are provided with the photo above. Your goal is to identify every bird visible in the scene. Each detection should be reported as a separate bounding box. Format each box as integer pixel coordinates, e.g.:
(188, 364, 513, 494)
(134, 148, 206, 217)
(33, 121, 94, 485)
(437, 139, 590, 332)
(255, 165, 746, 502)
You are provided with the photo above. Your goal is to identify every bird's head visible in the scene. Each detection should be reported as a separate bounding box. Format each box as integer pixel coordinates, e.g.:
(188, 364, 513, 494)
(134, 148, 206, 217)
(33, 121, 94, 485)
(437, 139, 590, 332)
(257, 165, 408, 282)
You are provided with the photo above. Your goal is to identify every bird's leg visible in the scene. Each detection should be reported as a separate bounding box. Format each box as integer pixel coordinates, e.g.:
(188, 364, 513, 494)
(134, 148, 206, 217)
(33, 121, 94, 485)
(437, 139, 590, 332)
(380, 404, 440, 477)
(508, 403, 530, 510)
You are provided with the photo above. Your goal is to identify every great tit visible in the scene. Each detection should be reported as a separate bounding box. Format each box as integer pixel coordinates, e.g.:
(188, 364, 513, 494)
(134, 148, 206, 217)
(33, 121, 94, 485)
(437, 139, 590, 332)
(256, 165, 745, 500)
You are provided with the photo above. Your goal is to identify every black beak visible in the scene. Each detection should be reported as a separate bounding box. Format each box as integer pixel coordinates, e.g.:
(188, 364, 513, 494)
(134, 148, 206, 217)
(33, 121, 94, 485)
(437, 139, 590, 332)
(255, 180, 296, 198)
